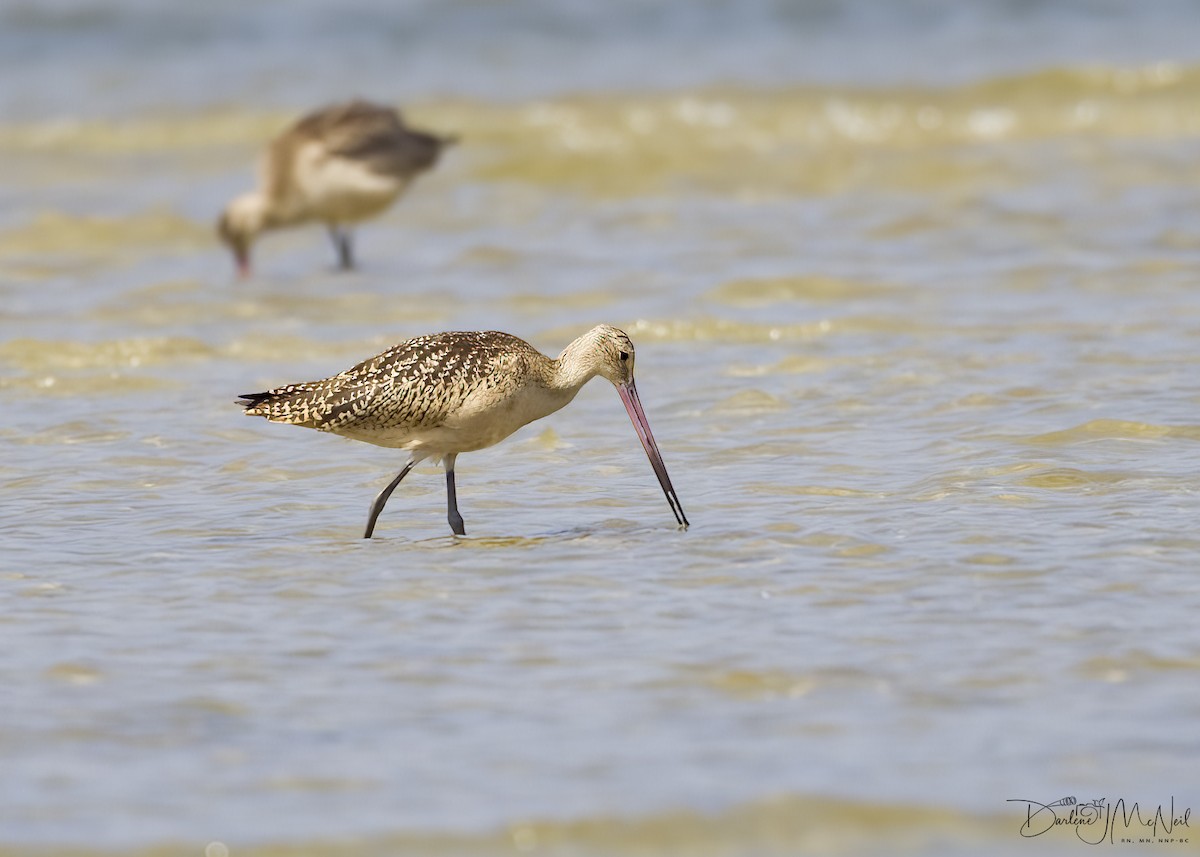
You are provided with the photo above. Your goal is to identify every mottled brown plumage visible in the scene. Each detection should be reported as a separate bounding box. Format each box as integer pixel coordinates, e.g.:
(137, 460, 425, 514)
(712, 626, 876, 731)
(240, 331, 540, 447)
(238, 326, 689, 537)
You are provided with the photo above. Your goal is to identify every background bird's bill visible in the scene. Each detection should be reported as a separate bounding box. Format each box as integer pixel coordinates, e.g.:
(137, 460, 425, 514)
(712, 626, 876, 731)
(617, 380, 689, 528)
(233, 246, 251, 278)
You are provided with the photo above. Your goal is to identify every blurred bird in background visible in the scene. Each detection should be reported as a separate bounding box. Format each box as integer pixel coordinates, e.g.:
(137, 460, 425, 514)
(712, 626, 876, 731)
(217, 99, 456, 276)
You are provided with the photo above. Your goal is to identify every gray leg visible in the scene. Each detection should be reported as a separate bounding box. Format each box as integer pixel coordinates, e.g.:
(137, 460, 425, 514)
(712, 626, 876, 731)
(364, 460, 417, 539)
(328, 225, 355, 271)
(445, 454, 465, 535)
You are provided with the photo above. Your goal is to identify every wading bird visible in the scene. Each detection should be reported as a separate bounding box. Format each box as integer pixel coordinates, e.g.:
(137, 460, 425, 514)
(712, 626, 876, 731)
(238, 325, 688, 537)
(217, 100, 456, 276)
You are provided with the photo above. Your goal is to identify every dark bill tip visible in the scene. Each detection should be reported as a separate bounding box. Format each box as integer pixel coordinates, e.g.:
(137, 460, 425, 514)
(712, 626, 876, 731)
(617, 380, 689, 529)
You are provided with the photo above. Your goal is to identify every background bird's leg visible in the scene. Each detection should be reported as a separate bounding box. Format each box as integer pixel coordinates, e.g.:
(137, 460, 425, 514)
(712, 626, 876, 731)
(364, 459, 417, 538)
(327, 224, 355, 271)
(444, 454, 465, 535)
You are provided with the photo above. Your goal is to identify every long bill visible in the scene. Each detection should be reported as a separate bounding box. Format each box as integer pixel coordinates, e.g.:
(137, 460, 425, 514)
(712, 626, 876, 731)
(617, 380, 689, 528)
(234, 247, 251, 279)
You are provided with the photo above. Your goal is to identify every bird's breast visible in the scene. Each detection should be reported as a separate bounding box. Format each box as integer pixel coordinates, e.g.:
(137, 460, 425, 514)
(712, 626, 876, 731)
(441, 383, 570, 451)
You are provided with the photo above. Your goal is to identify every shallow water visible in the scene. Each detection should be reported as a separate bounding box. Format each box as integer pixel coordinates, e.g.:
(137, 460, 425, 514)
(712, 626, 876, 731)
(3, 1, 1200, 855)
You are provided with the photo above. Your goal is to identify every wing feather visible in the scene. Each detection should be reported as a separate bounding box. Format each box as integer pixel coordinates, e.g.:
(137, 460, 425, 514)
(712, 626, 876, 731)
(240, 332, 537, 437)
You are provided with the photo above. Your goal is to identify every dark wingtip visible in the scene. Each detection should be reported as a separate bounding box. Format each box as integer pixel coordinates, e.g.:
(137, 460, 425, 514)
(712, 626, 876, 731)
(237, 392, 272, 410)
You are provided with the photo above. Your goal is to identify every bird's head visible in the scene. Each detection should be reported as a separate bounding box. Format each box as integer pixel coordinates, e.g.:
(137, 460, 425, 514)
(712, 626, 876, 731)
(572, 324, 688, 529)
(217, 193, 268, 278)
(584, 324, 637, 387)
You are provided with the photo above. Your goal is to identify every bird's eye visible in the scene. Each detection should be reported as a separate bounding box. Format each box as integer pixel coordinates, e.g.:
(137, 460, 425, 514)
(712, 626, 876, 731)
(619, 351, 629, 362)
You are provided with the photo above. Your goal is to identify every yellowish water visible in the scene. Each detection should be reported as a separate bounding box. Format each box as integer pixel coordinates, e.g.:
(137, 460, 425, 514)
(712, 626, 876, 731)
(3, 9, 1200, 855)
(0, 795, 1014, 857)
(5, 65, 1200, 201)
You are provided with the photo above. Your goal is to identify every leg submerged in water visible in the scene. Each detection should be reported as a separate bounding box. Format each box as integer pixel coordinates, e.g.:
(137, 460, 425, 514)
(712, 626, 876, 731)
(327, 225, 355, 271)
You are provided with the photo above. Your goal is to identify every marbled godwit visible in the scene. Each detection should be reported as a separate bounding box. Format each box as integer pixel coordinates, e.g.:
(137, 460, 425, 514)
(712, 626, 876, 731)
(238, 325, 688, 537)
(217, 100, 456, 276)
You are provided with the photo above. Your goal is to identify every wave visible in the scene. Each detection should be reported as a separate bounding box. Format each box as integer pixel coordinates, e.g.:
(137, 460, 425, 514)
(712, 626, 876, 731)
(1, 63, 1194, 152)
(0, 792, 1010, 857)
(1, 62, 1194, 199)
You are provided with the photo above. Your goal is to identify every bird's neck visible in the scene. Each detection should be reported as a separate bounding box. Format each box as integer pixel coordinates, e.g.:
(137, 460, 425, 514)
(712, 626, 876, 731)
(545, 337, 601, 396)
(241, 190, 302, 230)
(261, 197, 303, 229)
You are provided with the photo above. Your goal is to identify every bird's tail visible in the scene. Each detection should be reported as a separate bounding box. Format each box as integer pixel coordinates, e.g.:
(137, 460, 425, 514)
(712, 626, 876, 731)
(236, 382, 342, 428)
(237, 387, 312, 422)
(237, 391, 274, 413)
